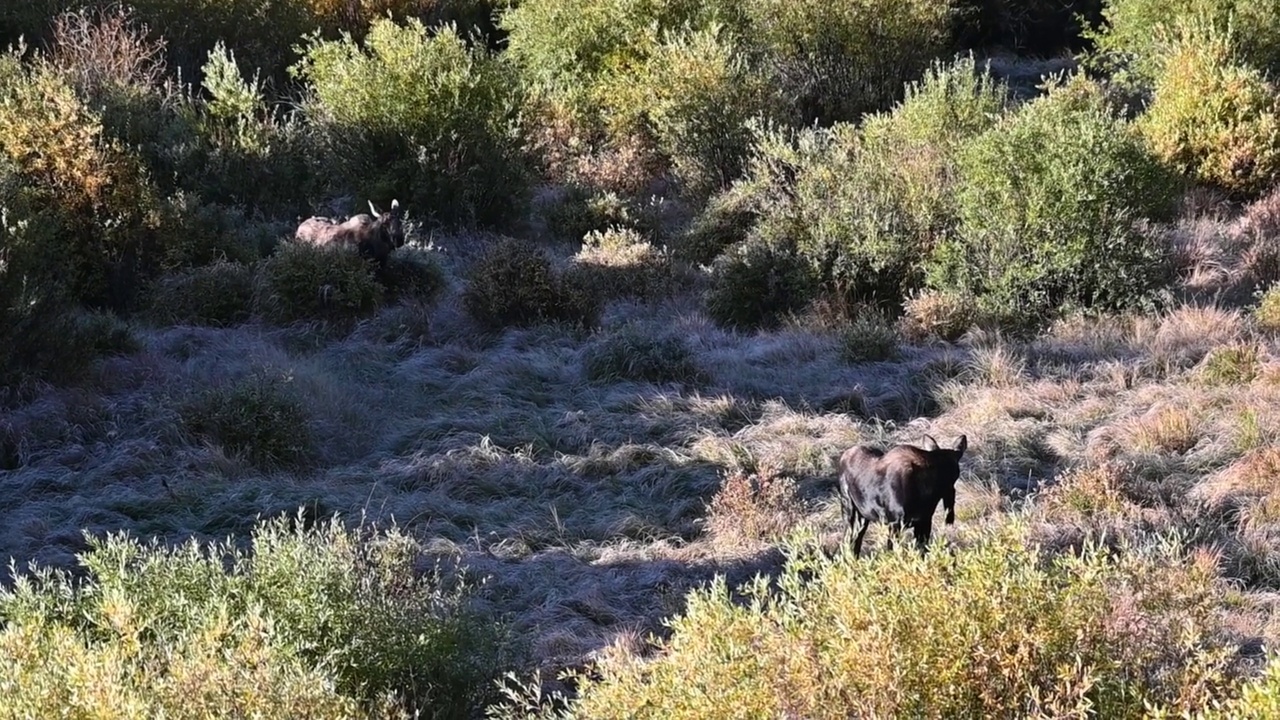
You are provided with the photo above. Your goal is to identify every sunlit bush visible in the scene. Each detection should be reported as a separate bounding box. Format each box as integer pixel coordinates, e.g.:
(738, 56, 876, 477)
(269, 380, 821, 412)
(704, 469, 801, 547)
(0, 515, 503, 717)
(556, 525, 1236, 719)
(1085, 0, 1280, 88)
(621, 25, 769, 199)
(740, 0, 952, 125)
(929, 75, 1181, 329)
(294, 18, 530, 229)
(0, 46, 166, 309)
(564, 227, 675, 303)
(899, 288, 982, 342)
(704, 58, 1009, 313)
(1137, 21, 1280, 198)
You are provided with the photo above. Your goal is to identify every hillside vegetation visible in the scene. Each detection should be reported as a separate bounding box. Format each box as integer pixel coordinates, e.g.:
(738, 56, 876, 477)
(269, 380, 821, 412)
(4, 0, 1280, 717)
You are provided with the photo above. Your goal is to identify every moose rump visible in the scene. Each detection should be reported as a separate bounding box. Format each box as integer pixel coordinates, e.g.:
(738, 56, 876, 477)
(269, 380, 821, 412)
(837, 434, 968, 557)
(294, 199, 406, 268)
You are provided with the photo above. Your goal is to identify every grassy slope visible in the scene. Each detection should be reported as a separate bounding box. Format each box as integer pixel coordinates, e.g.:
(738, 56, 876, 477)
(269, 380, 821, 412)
(4, 198, 1280, 689)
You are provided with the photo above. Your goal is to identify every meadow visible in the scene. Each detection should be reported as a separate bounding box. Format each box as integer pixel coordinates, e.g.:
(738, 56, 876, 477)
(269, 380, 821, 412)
(4, 0, 1280, 717)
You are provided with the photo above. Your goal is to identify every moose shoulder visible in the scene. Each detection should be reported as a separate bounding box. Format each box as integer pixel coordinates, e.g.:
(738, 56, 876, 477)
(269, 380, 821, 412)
(295, 199, 406, 268)
(837, 434, 968, 557)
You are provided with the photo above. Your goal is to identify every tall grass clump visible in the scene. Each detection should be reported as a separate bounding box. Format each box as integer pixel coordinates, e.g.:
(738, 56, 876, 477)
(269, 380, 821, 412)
(294, 18, 529, 229)
(1137, 21, 1280, 198)
(181, 371, 314, 469)
(462, 238, 600, 330)
(582, 323, 705, 384)
(257, 243, 384, 324)
(0, 515, 503, 718)
(928, 75, 1182, 330)
(553, 526, 1236, 719)
(145, 261, 256, 327)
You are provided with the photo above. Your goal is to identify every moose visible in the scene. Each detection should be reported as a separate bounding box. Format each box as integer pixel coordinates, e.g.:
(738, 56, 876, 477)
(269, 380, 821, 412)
(294, 199, 406, 268)
(837, 434, 968, 557)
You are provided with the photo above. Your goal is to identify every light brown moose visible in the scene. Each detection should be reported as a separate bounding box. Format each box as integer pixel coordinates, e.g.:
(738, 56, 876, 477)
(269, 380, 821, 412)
(295, 199, 406, 268)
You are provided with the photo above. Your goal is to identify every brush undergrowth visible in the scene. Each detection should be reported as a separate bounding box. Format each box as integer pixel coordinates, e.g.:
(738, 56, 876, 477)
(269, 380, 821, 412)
(0, 514, 505, 719)
(537, 525, 1237, 720)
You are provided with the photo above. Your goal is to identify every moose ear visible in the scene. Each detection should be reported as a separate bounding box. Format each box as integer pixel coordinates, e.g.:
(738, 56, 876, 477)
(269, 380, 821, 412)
(920, 435, 939, 451)
(954, 434, 968, 456)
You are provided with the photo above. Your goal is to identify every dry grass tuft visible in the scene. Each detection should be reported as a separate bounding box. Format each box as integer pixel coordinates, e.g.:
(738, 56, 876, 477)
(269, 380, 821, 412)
(1122, 403, 1201, 456)
(898, 289, 981, 343)
(1193, 448, 1280, 513)
(704, 469, 803, 549)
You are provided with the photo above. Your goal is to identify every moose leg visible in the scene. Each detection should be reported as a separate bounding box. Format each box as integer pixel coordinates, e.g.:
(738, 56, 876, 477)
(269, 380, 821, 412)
(912, 518, 934, 555)
(852, 515, 871, 558)
(885, 519, 907, 552)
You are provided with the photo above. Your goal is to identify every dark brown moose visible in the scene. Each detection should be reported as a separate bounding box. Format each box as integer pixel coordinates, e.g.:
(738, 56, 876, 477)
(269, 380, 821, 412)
(837, 434, 968, 557)
(294, 199, 406, 268)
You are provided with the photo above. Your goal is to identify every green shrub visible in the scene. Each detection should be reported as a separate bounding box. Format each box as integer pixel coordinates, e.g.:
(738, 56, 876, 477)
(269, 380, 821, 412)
(840, 311, 900, 363)
(165, 44, 321, 217)
(157, 194, 274, 272)
(1137, 21, 1280, 198)
(929, 75, 1181, 329)
(0, 47, 167, 309)
(500, 0, 732, 126)
(677, 186, 756, 265)
(1085, 0, 1280, 88)
(0, 515, 503, 718)
(740, 0, 953, 125)
(1167, 654, 1280, 719)
(563, 227, 675, 303)
(1255, 282, 1280, 332)
(705, 236, 818, 331)
(257, 243, 384, 324)
(708, 59, 1008, 313)
(146, 261, 256, 327)
(380, 247, 448, 304)
(294, 19, 530, 229)
(582, 324, 705, 383)
(74, 309, 141, 356)
(462, 237, 600, 329)
(555, 525, 1236, 719)
(624, 24, 769, 199)
(544, 186, 666, 243)
(182, 371, 313, 469)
